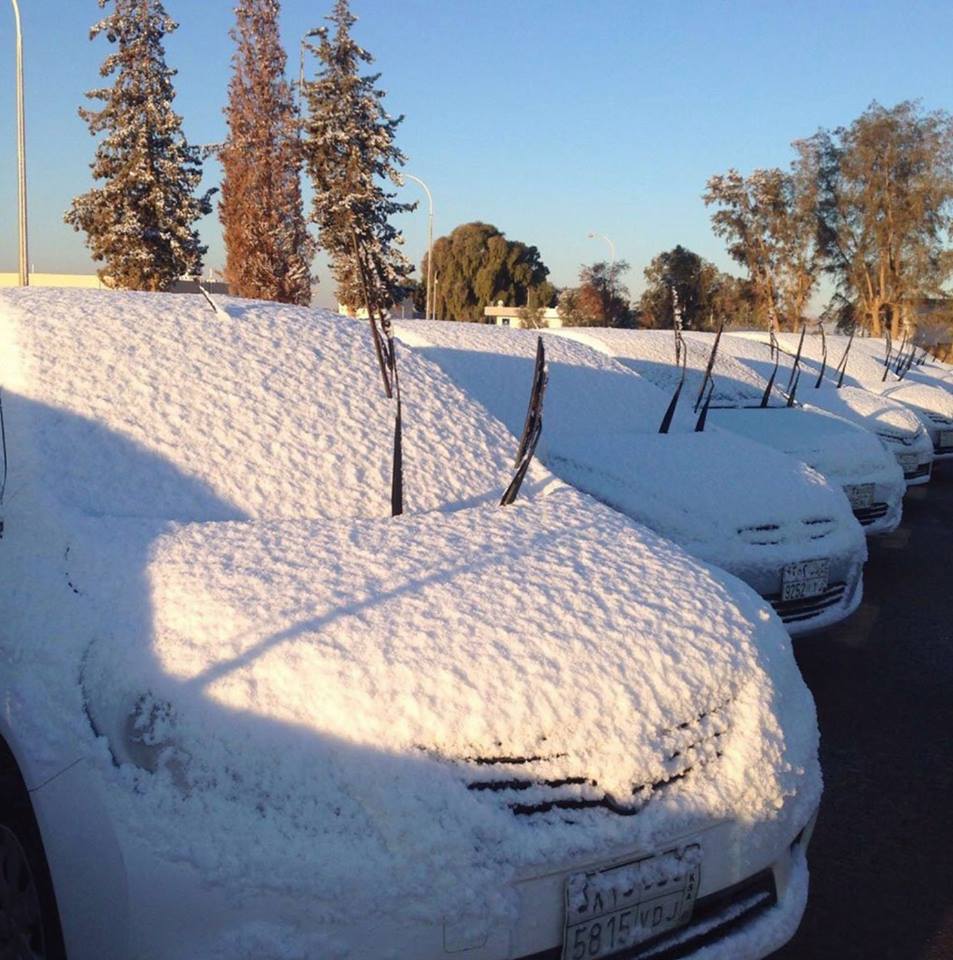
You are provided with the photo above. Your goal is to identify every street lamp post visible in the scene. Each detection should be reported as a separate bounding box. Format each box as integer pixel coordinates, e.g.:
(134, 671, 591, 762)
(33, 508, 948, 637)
(587, 231, 615, 265)
(10, 0, 28, 286)
(404, 174, 434, 321)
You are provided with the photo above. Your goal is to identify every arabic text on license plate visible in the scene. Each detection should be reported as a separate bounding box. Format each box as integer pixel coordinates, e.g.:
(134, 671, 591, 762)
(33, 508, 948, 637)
(940, 430, 953, 449)
(782, 558, 830, 602)
(844, 483, 874, 509)
(898, 453, 918, 473)
(562, 846, 700, 960)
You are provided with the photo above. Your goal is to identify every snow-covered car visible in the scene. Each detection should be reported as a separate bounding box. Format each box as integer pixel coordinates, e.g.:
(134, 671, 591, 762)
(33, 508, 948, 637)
(718, 332, 934, 486)
(560, 328, 906, 536)
(396, 320, 867, 635)
(743, 330, 953, 464)
(0, 289, 822, 960)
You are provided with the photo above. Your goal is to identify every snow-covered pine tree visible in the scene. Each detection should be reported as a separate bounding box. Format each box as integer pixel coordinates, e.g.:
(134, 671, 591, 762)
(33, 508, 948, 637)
(220, 0, 314, 305)
(301, 0, 415, 311)
(65, 0, 213, 291)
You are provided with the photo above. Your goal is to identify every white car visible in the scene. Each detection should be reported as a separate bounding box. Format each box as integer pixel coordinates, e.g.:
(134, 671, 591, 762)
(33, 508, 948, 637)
(396, 320, 867, 635)
(719, 332, 934, 486)
(561, 329, 906, 536)
(1, 289, 821, 960)
(753, 331, 953, 464)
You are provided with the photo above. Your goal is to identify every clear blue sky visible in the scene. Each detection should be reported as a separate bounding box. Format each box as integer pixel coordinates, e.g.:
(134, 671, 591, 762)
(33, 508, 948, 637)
(2, 0, 952, 308)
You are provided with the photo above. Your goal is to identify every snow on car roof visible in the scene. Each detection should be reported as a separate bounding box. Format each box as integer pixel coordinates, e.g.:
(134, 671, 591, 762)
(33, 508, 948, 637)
(719, 333, 925, 437)
(558, 328, 773, 407)
(0, 288, 544, 522)
(0, 289, 820, 924)
(396, 320, 863, 568)
(762, 331, 953, 420)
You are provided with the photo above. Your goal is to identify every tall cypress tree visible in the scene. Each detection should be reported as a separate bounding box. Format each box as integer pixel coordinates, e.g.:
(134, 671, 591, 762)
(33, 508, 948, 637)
(302, 0, 414, 311)
(65, 0, 213, 291)
(220, 0, 313, 304)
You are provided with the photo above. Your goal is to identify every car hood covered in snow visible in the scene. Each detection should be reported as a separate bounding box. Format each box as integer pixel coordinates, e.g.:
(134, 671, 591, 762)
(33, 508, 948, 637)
(397, 321, 864, 570)
(0, 291, 820, 925)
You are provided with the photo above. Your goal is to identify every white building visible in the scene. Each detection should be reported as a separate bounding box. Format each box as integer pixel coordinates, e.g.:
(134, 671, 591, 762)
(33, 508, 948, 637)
(483, 304, 563, 329)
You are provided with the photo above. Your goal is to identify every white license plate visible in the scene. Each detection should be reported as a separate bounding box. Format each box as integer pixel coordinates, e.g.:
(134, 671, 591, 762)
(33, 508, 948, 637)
(562, 846, 700, 960)
(898, 453, 918, 473)
(782, 558, 830, 602)
(844, 483, 874, 509)
(940, 430, 953, 449)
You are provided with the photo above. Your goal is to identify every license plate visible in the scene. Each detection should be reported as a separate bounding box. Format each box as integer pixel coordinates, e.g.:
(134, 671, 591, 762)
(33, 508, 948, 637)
(898, 453, 918, 473)
(562, 846, 700, 960)
(782, 558, 830, 602)
(940, 430, 953, 449)
(844, 483, 874, 509)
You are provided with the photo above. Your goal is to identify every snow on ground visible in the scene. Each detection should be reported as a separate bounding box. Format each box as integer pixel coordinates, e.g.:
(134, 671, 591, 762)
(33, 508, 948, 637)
(396, 320, 865, 575)
(0, 290, 819, 931)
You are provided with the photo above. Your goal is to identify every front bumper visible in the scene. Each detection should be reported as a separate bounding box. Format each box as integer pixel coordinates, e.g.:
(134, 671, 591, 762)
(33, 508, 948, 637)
(33, 761, 820, 960)
(516, 813, 817, 960)
(842, 479, 903, 536)
(728, 551, 864, 637)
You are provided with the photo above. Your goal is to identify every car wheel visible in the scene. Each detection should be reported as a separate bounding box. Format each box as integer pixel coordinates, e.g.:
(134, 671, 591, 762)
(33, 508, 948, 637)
(0, 786, 66, 960)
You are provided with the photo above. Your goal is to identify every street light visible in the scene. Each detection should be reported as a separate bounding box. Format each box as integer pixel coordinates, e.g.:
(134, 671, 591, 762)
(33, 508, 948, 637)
(587, 231, 615, 265)
(10, 0, 28, 286)
(404, 174, 434, 321)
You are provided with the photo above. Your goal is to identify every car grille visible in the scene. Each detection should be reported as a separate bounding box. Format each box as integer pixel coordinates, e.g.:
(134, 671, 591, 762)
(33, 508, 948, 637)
(853, 502, 889, 525)
(737, 516, 836, 546)
(443, 702, 731, 819)
(518, 869, 777, 960)
(905, 461, 931, 480)
(764, 582, 847, 624)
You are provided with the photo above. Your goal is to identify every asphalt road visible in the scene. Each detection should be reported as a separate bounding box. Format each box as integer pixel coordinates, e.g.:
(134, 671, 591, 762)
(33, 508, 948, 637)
(772, 461, 953, 960)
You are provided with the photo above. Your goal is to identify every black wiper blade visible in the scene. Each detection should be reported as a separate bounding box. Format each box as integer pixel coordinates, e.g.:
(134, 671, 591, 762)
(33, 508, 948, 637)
(659, 335, 687, 434)
(693, 323, 723, 413)
(501, 337, 548, 506)
(881, 328, 892, 382)
(814, 326, 828, 388)
(0, 387, 6, 537)
(760, 330, 780, 407)
(835, 324, 855, 389)
(785, 324, 806, 395)
(787, 368, 801, 406)
(695, 379, 715, 432)
(893, 331, 908, 376)
(350, 225, 403, 515)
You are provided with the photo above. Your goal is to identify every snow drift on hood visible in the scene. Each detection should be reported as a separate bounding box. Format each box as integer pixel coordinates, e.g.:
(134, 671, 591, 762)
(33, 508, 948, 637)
(71, 487, 816, 922)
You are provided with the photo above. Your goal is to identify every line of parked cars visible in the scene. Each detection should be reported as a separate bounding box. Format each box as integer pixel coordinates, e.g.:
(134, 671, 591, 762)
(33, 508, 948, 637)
(0, 288, 946, 960)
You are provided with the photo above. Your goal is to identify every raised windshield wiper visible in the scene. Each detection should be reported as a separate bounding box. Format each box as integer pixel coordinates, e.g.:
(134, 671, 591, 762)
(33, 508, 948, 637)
(351, 226, 403, 516)
(501, 337, 548, 506)
(785, 324, 806, 396)
(835, 324, 855, 389)
(892, 331, 909, 377)
(693, 322, 723, 413)
(881, 328, 893, 382)
(814, 326, 827, 388)
(760, 330, 781, 407)
(659, 300, 688, 434)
